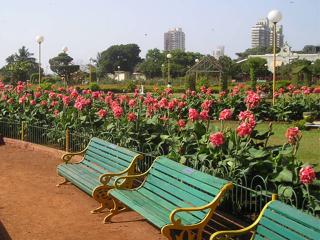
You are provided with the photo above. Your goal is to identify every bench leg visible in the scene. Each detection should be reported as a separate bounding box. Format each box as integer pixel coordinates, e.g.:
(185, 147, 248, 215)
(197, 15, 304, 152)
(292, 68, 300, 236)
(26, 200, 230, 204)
(162, 225, 203, 240)
(92, 185, 113, 214)
(91, 203, 108, 214)
(103, 198, 127, 223)
(56, 178, 69, 187)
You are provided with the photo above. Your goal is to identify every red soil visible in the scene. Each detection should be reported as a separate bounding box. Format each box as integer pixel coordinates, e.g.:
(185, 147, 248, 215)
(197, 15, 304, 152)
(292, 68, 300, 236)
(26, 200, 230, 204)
(0, 143, 166, 240)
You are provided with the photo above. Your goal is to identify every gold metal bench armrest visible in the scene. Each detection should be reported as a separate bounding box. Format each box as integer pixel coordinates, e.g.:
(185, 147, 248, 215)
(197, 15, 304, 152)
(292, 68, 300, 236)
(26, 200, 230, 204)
(114, 171, 149, 189)
(99, 171, 129, 185)
(210, 199, 277, 240)
(61, 148, 87, 163)
(169, 183, 233, 225)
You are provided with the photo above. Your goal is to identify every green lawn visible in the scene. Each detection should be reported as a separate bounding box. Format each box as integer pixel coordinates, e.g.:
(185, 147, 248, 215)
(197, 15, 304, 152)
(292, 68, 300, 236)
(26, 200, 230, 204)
(210, 121, 320, 169)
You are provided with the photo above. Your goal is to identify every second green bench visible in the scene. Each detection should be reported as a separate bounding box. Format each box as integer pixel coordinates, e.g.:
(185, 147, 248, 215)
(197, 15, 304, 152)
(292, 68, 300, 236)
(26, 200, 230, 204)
(105, 156, 233, 240)
(57, 137, 143, 213)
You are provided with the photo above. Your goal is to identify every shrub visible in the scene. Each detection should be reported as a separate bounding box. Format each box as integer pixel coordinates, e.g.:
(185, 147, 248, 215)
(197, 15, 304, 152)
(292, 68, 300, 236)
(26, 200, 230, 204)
(88, 82, 100, 91)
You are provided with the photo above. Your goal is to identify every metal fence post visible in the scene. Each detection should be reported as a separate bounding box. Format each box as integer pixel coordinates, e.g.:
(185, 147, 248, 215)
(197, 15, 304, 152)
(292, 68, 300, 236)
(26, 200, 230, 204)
(21, 121, 25, 141)
(65, 128, 70, 152)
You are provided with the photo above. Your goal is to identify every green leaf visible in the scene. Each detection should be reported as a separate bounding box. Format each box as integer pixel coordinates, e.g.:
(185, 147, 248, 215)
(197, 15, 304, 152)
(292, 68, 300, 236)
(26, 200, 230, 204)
(273, 167, 293, 183)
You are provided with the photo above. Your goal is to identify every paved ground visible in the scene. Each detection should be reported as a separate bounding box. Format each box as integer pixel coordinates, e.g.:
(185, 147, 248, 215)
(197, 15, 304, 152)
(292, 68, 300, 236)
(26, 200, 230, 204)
(0, 144, 165, 240)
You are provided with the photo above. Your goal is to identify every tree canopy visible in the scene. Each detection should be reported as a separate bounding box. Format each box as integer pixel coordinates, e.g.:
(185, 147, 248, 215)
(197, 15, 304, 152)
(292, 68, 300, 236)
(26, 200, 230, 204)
(49, 52, 80, 84)
(0, 46, 40, 83)
(96, 44, 142, 78)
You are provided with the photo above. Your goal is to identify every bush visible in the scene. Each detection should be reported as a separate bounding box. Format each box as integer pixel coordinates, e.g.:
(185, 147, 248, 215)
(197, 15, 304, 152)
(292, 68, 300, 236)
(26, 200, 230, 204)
(88, 82, 100, 91)
(126, 81, 136, 92)
(39, 82, 53, 90)
(293, 119, 308, 130)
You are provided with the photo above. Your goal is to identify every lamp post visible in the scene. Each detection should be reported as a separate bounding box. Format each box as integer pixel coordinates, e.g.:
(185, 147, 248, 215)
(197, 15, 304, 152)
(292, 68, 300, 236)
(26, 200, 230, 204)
(117, 65, 120, 81)
(36, 35, 44, 86)
(166, 53, 172, 87)
(195, 58, 199, 83)
(161, 63, 165, 83)
(61, 46, 68, 86)
(268, 9, 282, 105)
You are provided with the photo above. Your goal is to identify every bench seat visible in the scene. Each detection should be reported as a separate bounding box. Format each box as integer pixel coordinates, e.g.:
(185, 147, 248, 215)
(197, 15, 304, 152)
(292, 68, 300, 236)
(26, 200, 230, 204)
(211, 200, 320, 240)
(57, 137, 143, 213)
(105, 156, 233, 240)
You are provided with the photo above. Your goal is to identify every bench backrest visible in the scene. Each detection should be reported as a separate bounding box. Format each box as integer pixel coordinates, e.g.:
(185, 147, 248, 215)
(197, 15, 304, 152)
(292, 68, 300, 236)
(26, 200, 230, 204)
(255, 200, 320, 240)
(143, 156, 230, 210)
(82, 137, 141, 174)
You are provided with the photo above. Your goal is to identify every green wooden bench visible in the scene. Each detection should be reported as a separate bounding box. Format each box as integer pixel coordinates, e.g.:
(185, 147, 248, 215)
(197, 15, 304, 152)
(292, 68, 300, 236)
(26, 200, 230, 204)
(210, 199, 320, 240)
(57, 137, 143, 213)
(105, 156, 233, 240)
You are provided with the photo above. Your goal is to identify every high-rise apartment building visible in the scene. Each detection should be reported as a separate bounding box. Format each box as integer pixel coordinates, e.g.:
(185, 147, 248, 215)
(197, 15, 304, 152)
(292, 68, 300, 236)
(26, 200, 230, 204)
(164, 28, 185, 51)
(213, 46, 225, 59)
(251, 18, 284, 48)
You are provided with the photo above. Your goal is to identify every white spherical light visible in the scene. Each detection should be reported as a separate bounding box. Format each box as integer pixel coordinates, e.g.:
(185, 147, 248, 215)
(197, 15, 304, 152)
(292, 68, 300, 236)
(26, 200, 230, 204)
(36, 35, 44, 43)
(166, 53, 172, 59)
(195, 58, 199, 63)
(62, 46, 68, 53)
(268, 10, 282, 23)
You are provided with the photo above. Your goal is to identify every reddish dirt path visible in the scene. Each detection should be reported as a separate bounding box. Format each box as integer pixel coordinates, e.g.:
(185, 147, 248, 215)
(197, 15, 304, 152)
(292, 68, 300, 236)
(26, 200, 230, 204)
(0, 144, 166, 240)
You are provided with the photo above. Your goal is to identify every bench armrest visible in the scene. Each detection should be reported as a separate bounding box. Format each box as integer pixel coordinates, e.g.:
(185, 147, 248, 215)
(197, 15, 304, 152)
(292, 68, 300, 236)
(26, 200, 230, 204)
(114, 171, 150, 189)
(100, 172, 128, 185)
(61, 148, 87, 163)
(210, 199, 276, 240)
(169, 183, 233, 225)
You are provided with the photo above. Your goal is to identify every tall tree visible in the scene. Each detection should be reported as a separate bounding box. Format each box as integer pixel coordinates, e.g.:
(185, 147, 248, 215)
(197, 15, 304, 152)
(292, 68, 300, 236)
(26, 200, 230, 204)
(0, 46, 39, 83)
(242, 57, 269, 90)
(218, 56, 238, 91)
(137, 48, 164, 78)
(96, 44, 142, 78)
(49, 52, 79, 85)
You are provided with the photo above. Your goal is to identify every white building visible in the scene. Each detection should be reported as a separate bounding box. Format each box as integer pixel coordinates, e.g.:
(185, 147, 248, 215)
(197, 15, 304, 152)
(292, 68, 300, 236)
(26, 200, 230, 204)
(247, 43, 320, 73)
(213, 46, 225, 59)
(251, 18, 284, 48)
(164, 28, 185, 51)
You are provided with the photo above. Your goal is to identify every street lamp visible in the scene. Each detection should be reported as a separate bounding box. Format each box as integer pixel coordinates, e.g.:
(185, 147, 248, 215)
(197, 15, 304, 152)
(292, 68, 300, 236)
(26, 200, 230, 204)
(195, 58, 199, 83)
(166, 53, 172, 87)
(117, 66, 120, 81)
(268, 9, 282, 105)
(36, 35, 44, 86)
(62, 46, 68, 53)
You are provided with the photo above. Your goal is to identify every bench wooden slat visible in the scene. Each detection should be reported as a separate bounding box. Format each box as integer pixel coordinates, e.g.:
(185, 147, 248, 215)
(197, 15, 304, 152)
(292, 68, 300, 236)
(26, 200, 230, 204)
(255, 225, 288, 240)
(269, 201, 320, 232)
(91, 137, 138, 158)
(84, 151, 125, 172)
(263, 208, 320, 239)
(90, 140, 137, 163)
(139, 185, 207, 222)
(154, 158, 227, 195)
(85, 147, 130, 170)
(146, 172, 209, 206)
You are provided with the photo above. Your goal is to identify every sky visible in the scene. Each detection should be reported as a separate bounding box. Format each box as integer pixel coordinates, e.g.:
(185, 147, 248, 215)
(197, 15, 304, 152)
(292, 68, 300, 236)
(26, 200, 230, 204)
(0, 0, 319, 73)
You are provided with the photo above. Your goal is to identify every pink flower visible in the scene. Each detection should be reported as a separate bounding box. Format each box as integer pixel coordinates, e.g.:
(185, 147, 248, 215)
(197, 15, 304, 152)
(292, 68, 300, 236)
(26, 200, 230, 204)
(7, 98, 13, 104)
(168, 101, 176, 111)
(34, 92, 41, 99)
(219, 109, 233, 120)
(40, 100, 47, 106)
(97, 109, 107, 118)
(18, 96, 27, 104)
(178, 101, 186, 109)
(245, 91, 261, 109)
(128, 99, 136, 108)
(127, 112, 137, 122)
(53, 109, 59, 117)
(236, 122, 253, 137)
(50, 100, 58, 107)
(209, 132, 225, 147)
(200, 86, 207, 93)
(112, 105, 123, 119)
(16, 84, 24, 94)
(201, 99, 213, 110)
(159, 116, 169, 121)
(238, 110, 254, 122)
(188, 108, 199, 122)
(177, 119, 186, 128)
(70, 90, 78, 98)
(159, 98, 168, 109)
(285, 127, 300, 144)
(62, 96, 70, 106)
(49, 92, 55, 99)
(299, 166, 316, 184)
(30, 99, 36, 105)
(200, 110, 209, 121)
(165, 88, 173, 94)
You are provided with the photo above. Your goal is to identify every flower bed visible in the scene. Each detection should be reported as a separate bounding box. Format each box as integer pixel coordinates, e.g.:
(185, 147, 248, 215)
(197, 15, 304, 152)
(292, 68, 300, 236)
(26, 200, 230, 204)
(0, 81, 319, 215)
